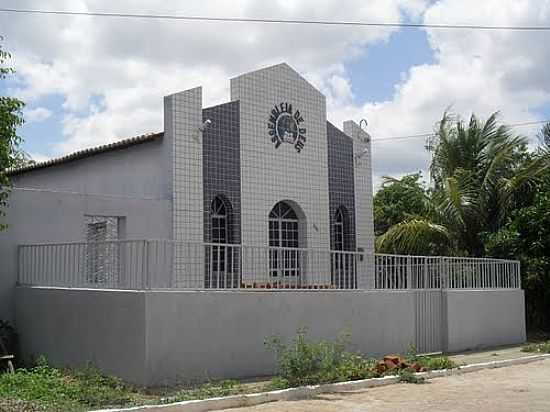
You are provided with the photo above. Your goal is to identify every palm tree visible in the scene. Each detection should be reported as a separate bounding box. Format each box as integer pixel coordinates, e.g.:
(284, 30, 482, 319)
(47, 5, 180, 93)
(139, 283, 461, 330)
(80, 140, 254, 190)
(376, 112, 549, 257)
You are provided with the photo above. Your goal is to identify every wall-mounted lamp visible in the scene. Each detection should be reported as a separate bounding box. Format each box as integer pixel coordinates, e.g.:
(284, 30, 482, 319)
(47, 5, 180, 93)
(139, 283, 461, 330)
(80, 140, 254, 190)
(198, 119, 212, 133)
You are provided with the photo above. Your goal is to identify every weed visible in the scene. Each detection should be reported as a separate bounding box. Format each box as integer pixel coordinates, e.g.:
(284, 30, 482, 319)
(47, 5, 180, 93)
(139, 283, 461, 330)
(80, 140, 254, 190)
(265, 377, 290, 390)
(521, 341, 550, 354)
(161, 380, 243, 404)
(416, 355, 457, 370)
(397, 369, 425, 384)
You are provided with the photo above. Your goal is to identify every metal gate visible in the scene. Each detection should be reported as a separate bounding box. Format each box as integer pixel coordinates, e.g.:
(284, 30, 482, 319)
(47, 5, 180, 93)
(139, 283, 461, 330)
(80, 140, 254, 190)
(414, 290, 445, 354)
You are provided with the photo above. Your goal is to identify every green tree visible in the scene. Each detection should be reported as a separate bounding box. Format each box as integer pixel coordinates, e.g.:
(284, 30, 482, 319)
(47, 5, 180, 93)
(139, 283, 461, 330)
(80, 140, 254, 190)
(538, 122, 550, 149)
(377, 112, 549, 256)
(373, 173, 428, 235)
(0, 37, 25, 230)
(485, 175, 550, 331)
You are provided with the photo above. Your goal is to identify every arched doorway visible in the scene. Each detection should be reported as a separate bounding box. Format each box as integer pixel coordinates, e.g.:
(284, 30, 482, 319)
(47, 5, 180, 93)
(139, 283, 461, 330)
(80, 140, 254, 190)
(269, 201, 302, 282)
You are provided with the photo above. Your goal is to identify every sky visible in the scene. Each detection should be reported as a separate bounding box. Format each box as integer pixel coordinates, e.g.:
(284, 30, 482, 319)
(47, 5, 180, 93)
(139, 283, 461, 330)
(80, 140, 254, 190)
(1, 0, 550, 189)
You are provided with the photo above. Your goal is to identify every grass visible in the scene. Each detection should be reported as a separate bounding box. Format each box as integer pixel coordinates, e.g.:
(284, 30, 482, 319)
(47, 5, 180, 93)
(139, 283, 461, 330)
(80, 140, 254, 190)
(0, 358, 138, 411)
(0, 335, 459, 410)
(0, 358, 248, 412)
(521, 341, 550, 354)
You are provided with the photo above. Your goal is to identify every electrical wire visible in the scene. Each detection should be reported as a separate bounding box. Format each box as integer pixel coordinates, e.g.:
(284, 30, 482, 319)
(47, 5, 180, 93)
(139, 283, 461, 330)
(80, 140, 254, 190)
(1, 7, 550, 31)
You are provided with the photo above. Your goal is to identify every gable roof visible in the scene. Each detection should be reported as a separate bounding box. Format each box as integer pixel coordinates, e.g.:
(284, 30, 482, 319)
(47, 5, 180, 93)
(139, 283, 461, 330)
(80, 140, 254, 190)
(6, 132, 163, 177)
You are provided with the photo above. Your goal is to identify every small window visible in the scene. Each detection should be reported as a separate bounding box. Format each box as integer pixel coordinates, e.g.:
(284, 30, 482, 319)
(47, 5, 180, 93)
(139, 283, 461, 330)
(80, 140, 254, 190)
(84, 216, 120, 284)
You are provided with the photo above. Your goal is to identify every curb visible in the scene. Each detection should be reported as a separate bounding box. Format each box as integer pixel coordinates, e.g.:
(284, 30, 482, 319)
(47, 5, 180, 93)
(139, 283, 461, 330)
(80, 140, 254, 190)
(94, 354, 550, 412)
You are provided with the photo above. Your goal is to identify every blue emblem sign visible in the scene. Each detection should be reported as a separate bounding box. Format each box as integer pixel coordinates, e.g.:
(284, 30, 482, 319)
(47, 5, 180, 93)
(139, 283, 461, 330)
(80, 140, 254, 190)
(268, 103, 307, 152)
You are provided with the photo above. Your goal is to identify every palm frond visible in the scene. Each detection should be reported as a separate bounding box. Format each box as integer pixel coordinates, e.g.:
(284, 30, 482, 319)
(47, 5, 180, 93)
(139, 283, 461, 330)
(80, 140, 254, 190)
(376, 219, 453, 256)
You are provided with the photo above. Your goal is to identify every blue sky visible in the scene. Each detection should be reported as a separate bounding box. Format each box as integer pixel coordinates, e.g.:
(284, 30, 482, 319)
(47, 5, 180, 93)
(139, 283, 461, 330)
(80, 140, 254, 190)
(2, 0, 550, 183)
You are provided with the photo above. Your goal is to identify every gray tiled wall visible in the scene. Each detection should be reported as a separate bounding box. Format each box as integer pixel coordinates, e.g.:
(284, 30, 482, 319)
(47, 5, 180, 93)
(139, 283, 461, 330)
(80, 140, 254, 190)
(202, 101, 241, 243)
(327, 122, 356, 250)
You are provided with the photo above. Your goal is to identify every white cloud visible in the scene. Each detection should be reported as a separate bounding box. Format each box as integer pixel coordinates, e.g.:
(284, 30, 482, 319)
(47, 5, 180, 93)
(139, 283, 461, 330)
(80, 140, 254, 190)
(2, 0, 550, 189)
(24, 107, 52, 123)
(1, 0, 427, 154)
(326, 0, 550, 185)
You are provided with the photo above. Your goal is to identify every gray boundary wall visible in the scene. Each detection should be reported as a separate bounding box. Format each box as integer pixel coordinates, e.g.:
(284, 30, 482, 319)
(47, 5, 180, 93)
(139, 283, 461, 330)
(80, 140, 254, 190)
(445, 289, 526, 352)
(15, 287, 526, 386)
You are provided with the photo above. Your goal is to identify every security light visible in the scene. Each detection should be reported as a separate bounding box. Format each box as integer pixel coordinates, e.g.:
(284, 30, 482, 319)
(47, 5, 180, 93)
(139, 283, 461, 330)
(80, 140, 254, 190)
(198, 119, 212, 133)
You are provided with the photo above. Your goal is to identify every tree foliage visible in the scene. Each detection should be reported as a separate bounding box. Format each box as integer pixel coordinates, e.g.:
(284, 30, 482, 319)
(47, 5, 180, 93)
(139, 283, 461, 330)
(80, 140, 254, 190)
(373, 173, 429, 236)
(376, 112, 549, 257)
(0, 37, 25, 230)
(485, 175, 550, 331)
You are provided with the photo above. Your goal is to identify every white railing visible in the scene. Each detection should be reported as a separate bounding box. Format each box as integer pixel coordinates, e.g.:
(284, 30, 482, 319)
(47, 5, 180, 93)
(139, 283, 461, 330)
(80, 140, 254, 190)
(17, 240, 363, 290)
(17, 240, 521, 291)
(374, 254, 521, 290)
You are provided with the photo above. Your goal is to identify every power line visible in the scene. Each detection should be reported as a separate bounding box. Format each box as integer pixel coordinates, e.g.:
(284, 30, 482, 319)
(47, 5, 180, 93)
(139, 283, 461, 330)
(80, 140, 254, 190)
(372, 119, 550, 143)
(1, 7, 550, 31)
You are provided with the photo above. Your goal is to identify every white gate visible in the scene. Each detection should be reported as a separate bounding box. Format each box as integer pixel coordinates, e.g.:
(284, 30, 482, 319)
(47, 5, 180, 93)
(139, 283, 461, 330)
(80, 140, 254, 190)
(414, 290, 445, 354)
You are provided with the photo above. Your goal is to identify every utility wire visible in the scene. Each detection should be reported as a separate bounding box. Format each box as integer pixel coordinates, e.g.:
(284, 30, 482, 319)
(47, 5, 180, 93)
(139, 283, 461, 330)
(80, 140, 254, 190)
(1, 7, 550, 31)
(372, 119, 550, 143)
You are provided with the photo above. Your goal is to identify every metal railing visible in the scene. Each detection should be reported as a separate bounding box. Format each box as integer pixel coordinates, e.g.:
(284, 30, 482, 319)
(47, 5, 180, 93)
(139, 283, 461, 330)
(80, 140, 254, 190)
(17, 240, 521, 291)
(17, 240, 363, 290)
(374, 254, 521, 290)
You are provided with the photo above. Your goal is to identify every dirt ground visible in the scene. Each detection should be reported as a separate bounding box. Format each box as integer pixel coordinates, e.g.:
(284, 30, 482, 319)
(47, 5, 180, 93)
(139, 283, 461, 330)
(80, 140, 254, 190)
(215, 359, 550, 412)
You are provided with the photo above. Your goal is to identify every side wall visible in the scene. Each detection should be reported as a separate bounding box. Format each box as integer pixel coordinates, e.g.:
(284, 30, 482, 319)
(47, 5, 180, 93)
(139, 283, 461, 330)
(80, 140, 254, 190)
(445, 289, 526, 352)
(15, 287, 147, 385)
(0, 139, 172, 322)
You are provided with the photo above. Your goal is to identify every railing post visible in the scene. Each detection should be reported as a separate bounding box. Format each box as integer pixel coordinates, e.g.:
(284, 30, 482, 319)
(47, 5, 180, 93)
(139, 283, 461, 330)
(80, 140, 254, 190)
(143, 240, 150, 290)
(16, 245, 22, 286)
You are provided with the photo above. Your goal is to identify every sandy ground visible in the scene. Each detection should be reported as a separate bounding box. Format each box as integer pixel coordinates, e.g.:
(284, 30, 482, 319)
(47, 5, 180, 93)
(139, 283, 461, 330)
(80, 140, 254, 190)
(215, 359, 550, 412)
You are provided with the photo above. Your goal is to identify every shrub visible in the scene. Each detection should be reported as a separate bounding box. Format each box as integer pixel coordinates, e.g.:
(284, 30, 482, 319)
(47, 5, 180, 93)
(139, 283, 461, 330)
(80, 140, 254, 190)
(265, 329, 376, 386)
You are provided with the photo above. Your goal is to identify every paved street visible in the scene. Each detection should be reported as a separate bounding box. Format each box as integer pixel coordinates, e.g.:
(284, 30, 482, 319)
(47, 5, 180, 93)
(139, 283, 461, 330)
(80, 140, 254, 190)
(216, 359, 550, 412)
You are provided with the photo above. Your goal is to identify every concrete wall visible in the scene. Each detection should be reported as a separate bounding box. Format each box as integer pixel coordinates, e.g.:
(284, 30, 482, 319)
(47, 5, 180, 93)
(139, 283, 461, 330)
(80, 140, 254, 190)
(14, 287, 527, 386)
(445, 289, 526, 352)
(144, 290, 416, 385)
(16, 287, 147, 384)
(0, 138, 172, 322)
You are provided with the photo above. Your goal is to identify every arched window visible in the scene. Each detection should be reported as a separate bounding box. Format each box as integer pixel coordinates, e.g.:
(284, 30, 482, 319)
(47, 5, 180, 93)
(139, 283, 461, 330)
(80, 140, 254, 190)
(211, 196, 228, 244)
(332, 206, 356, 289)
(334, 208, 345, 251)
(269, 201, 300, 281)
(269, 201, 299, 248)
(206, 196, 239, 288)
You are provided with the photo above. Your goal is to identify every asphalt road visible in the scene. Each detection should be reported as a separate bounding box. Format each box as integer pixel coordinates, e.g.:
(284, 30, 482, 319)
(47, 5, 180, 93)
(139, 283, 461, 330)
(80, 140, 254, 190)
(215, 359, 550, 412)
